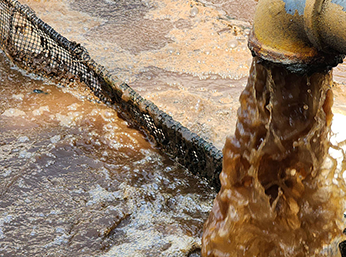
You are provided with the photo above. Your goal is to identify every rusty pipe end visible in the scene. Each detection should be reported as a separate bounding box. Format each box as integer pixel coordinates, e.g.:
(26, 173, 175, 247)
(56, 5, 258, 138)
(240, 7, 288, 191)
(248, 30, 344, 75)
(249, 0, 346, 74)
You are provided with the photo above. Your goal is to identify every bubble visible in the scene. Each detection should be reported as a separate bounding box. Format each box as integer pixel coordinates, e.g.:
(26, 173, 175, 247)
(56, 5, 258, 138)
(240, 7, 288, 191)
(227, 40, 238, 49)
(30, 226, 37, 236)
(3, 169, 12, 177)
(86, 184, 124, 206)
(56, 227, 64, 233)
(67, 103, 79, 111)
(56, 113, 76, 127)
(244, 28, 251, 35)
(33, 106, 50, 116)
(18, 150, 32, 159)
(190, 7, 199, 17)
(101, 110, 114, 120)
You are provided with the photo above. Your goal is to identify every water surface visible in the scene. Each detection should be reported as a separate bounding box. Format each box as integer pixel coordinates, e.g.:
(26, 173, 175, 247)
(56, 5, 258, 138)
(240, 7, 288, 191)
(0, 50, 215, 256)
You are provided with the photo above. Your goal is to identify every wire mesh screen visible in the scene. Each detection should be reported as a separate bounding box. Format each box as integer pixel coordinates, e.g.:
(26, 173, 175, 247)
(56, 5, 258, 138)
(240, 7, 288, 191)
(0, 0, 223, 190)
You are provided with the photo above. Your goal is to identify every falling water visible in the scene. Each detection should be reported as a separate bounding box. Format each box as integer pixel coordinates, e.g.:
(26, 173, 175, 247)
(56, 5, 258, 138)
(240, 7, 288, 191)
(202, 57, 346, 256)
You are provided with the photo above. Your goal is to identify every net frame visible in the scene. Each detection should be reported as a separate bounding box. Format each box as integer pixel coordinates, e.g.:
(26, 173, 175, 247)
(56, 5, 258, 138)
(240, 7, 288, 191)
(0, 0, 223, 190)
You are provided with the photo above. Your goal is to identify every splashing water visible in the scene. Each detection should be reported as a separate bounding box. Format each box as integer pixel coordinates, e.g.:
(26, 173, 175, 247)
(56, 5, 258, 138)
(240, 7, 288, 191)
(202, 57, 346, 256)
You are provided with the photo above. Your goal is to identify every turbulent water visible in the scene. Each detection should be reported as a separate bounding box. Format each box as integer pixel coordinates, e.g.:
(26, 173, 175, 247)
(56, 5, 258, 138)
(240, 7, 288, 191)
(0, 50, 216, 256)
(202, 57, 346, 256)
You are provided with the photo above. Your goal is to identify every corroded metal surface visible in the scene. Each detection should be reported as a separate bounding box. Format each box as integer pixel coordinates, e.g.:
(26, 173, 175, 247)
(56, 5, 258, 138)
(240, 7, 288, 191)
(249, 0, 346, 73)
(248, 30, 344, 74)
(318, 0, 346, 54)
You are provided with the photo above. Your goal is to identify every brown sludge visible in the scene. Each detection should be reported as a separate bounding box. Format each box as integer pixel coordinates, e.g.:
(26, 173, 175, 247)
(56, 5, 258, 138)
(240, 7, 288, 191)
(202, 57, 341, 256)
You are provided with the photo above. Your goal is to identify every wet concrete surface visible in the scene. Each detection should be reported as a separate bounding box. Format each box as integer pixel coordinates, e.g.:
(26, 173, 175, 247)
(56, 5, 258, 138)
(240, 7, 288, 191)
(20, 0, 255, 150)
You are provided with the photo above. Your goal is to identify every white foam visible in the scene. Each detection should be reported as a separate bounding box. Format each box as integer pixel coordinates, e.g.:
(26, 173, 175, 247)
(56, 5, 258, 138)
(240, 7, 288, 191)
(18, 136, 29, 143)
(0, 213, 13, 239)
(86, 184, 124, 206)
(2, 108, 26, 117)
(50, 135, 61, 144)
(12, 94, 24, 100)
(331, 113, 346, 145)
(32, 106, 50, 116)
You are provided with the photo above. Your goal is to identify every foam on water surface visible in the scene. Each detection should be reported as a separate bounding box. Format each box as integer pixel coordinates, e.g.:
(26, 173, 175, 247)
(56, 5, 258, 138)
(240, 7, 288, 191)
(0, 49, 215, 256)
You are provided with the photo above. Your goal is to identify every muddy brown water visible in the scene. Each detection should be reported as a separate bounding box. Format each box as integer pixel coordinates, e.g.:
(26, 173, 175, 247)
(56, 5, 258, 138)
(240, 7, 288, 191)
(0, 50, 216, 256)
(202, 57, 346, 256)
(2, 0, 346, 256)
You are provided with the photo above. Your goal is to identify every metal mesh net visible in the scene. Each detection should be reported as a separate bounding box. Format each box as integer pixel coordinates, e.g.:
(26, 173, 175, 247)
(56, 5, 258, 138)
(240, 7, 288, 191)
(0, 0, 223, 190)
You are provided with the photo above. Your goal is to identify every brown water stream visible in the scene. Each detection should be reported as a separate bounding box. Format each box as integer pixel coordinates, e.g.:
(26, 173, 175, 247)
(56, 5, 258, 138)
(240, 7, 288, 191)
(202, 57, 346, 256)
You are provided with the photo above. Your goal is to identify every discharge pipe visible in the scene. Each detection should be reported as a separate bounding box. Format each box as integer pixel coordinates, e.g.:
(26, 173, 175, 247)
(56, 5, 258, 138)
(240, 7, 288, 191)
(249, 0, 346, 73)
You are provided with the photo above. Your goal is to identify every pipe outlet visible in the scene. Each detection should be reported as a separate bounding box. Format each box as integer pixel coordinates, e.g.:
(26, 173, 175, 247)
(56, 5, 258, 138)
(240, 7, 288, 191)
(249, 0, 346, 73)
